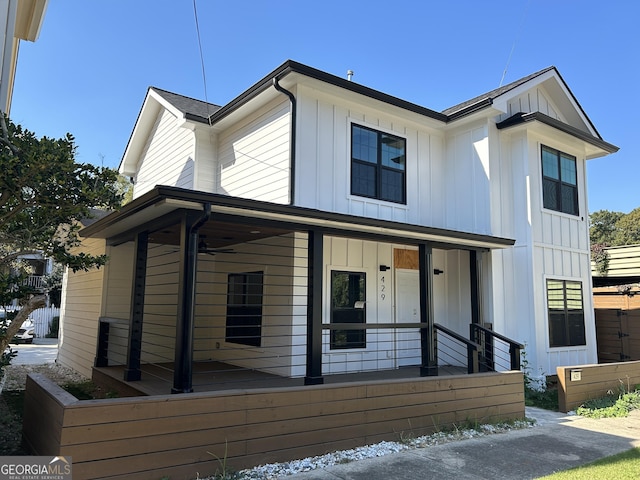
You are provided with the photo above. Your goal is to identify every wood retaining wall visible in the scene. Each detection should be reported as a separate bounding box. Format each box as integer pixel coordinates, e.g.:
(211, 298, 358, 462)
(557, 360, 640, 413)
(23, 371, 524, 480)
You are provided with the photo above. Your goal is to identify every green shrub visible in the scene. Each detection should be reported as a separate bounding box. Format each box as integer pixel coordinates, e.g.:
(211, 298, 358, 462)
(46, 316, 59, 338)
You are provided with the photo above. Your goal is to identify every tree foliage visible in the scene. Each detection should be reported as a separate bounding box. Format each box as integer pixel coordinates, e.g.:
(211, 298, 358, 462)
(613, 207, 640, 246)
(589, 210, 625, 246)
(0, 115, 122, 360)
(590, 208, 640, 248)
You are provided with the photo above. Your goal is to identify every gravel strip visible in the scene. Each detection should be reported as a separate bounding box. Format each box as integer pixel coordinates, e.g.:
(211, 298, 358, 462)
(1, 363, 88, 391)
(203, 419, 534, 479)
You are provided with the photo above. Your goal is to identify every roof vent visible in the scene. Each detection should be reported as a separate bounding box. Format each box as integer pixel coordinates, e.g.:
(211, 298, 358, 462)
(347, 70, 354, 82)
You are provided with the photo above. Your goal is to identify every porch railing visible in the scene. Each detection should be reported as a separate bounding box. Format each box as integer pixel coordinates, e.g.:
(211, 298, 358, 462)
(434, 323, 480, 374)
(470, 323, 523, 372)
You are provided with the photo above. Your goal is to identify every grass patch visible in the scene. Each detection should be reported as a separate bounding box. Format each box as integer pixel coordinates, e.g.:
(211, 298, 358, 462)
(538, 447, 640, 479)
(61, 380, 118, 399)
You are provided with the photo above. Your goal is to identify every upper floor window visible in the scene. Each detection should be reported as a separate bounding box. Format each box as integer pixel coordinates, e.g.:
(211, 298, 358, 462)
(541, 145, 578, 215)
(546, 279, 586, 348)
(351, 124, 406, 204)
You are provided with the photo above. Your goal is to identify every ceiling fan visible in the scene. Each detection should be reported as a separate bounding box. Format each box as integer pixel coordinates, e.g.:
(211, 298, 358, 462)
(165, 236, 235, 256)
(197, 236, 235, 256)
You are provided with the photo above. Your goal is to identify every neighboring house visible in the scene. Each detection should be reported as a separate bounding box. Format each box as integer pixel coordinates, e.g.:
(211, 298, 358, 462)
(591, 244, 640, 362)
(0, 0, 48, 115)
(58, 60, 617, 391)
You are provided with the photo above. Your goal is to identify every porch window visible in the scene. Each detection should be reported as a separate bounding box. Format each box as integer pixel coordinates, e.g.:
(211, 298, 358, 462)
(225, 271, 263, 347)
(546, 279, 586, 347)
(330, 271, 366, 349)
(541, 145, 578, 215)
(351, 124, 406, 204)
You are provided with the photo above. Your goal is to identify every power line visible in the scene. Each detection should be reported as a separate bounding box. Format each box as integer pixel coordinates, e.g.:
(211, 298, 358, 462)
(192, 0, 212, 125)
(499, 0, 531, 87)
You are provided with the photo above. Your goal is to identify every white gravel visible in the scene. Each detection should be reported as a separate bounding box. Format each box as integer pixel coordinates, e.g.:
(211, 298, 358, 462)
(206, 419, 534, 479)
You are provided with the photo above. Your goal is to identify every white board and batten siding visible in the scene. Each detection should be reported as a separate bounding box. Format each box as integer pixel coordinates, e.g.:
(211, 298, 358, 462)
(490, 109, 596, 379)
(58, 238, 108, 379)
(296, 85, 488, 232)
(132, 108, 196, 199)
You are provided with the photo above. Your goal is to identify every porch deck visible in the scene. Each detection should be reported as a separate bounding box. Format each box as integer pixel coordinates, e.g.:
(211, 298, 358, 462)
(93, 361, 467, 396)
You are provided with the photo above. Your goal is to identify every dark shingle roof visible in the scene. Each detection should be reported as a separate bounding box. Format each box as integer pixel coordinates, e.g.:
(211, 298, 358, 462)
(151, 87, 222, 123)
(442, 66, 557, 118)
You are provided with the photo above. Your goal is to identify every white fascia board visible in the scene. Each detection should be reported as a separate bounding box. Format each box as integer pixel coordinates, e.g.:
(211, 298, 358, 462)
(15, 0, 48, 41)
(492, 70, 598, 138)
(120, 89, 203, 176)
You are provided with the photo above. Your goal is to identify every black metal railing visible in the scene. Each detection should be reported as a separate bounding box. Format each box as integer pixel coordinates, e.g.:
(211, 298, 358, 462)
(434, 323, 481, 374)
(470, 323, 523, 372)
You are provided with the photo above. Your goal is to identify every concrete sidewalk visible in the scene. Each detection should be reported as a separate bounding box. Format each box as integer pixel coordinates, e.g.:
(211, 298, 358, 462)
(10, 337, 58, 365)
(286, 407, 640, 479)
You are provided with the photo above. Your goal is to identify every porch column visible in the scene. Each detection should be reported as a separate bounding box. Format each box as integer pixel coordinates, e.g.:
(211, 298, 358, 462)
(419, 243, 438, 376)
(172, 206, 210, 394)
(124, 231, 149, 381)
(305, 229, 324, 385)
(470, 250, 481, 325)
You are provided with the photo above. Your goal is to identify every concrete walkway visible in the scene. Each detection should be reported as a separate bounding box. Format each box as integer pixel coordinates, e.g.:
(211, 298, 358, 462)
(286, 407, 640, 479)
(9, 338, 58, 365)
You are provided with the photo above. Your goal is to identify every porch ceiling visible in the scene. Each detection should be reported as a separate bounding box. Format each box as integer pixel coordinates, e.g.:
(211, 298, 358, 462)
(81, 185, 515, 251)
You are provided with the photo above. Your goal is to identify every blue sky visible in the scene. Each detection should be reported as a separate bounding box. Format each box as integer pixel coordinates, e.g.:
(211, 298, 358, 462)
(10, 0, 639, 214)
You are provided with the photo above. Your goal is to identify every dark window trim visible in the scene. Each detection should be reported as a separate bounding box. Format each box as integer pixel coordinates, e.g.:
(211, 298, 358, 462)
(225, 271, 264, 347)
(351, 123, 407, 205)
(546, 278, 586, 348)
(330, 270, 367, 350)
(541, 145, 579, 216)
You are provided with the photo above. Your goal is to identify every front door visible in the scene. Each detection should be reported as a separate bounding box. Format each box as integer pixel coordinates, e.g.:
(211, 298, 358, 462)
(395, 269, 421, 366)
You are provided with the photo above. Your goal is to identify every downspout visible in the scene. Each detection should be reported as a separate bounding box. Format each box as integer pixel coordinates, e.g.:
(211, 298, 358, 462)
(272, 77, 296, 205)
(172, 202, 211, 394)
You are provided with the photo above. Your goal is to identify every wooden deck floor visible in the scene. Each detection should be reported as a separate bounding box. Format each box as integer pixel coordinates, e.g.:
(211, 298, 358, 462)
(94, 362, 468, 396)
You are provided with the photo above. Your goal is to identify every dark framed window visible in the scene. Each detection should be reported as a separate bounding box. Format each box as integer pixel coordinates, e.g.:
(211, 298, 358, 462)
(225, 271, 263, 347)
(351, 124, 406, 204)
(546, 279, 586, 348)
(541, 145, 578, 215)
(330, 271, 366, 349)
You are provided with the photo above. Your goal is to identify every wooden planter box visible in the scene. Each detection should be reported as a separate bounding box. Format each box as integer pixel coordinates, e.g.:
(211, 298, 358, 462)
(23, 371, 524, 480)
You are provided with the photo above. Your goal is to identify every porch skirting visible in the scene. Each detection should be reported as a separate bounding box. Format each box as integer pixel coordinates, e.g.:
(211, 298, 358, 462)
(23, 370, 524, 480)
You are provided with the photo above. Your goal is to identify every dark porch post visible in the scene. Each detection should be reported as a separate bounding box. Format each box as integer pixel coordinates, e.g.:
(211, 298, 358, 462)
(124, 231, 149, 381)
(172, 206, 211, 394)
(305, 229, 324, 385)
(419, 243, 438, 376)
(470, 250, 480, 325)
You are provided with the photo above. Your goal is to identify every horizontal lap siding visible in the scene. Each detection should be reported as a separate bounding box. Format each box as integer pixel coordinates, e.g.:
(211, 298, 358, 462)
(133, 109, 195, 198)
(557, 360, 640, 412)
(58, 238, 107, 378)
(24, 371, 523, 480)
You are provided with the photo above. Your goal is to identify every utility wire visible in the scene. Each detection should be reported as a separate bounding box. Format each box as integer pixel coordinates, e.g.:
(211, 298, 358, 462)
(192, 0, 212, 125)
(499, 0, 531, 87)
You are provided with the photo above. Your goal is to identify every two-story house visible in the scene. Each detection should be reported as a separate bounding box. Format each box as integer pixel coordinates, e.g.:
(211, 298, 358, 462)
(58, 60, 617, 394)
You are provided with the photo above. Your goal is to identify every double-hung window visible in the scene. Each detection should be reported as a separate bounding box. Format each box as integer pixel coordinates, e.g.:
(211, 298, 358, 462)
(225, 271, 263, 347)
(546, 279, 586, 347)
(541, 145, 578, 215)
(351, 124, 406, 204)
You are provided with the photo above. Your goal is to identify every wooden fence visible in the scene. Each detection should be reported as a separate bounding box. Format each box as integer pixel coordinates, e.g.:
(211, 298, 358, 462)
(3, 305, 59, 337)
(23, 370, 524, 480)
(557, 360, 640, 412)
